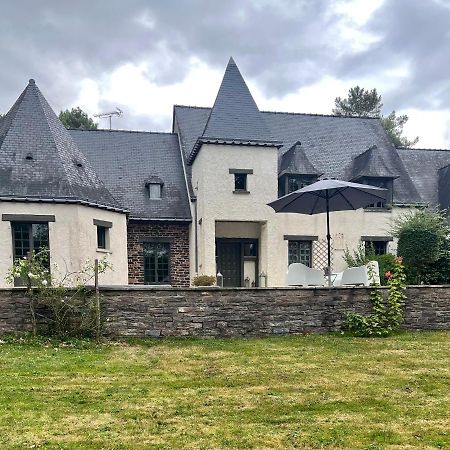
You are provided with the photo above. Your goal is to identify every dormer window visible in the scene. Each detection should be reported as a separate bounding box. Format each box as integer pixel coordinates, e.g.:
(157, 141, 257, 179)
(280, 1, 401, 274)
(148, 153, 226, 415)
(149, 183, 162, 199)
(145, 176, 164, 200)
(287, 175, 316, 194)
(279, 174, 318, 197)
(362, 177, 394, 209)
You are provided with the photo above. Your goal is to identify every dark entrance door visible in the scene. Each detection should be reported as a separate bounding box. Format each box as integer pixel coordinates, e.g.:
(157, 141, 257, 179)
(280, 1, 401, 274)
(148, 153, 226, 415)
(216, 241, 242, 287)
(216, 239, 259, 287)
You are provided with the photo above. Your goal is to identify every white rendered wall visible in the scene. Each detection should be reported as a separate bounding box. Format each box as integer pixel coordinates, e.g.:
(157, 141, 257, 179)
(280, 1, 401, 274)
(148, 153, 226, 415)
(190, 143, 412, 287)
(0, 202, 128, 287)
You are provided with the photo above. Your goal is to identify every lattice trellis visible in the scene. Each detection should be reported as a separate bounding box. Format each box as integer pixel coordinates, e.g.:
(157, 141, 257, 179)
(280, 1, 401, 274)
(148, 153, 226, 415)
(312, 239, 334, 271)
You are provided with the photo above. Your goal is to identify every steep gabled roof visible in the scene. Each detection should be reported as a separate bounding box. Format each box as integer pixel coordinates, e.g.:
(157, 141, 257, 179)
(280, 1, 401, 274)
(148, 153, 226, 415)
(202, 57, 273, 142)
(346, 145, 399, 180)
(70, 129, 192, 221)
(279, 141, 321, 176)
(0, 79, 123, 211)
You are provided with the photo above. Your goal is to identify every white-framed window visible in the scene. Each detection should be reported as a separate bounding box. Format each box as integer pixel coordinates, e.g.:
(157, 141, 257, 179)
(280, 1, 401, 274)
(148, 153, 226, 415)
(93, 219, 112, 251)
(149, 183, 162, 199)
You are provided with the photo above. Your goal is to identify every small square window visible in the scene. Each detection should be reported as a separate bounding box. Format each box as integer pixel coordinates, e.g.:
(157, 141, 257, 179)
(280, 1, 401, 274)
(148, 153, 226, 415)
(234, 173, 247, 191)
(149, 183, 162, 199)
(97, 226, 108, 249)
(365, 240, 387, 256)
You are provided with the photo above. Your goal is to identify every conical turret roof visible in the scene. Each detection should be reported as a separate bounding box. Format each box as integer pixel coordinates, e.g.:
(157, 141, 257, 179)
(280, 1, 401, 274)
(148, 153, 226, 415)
(202, 57, 273, 142)
(0, 79, 124, 211)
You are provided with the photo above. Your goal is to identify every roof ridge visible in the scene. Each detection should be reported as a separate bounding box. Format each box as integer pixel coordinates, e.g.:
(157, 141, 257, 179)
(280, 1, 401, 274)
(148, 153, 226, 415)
(173, 105, 380, 120)
(261, 110, 380, 119)
(174, 104, 211, 110)
(396, 147, 450, 152)
(69, 128, 177, 136)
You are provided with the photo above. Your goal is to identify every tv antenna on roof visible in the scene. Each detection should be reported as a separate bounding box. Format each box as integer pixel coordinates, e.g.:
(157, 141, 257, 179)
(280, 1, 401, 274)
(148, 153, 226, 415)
(94, 107, 123, 130)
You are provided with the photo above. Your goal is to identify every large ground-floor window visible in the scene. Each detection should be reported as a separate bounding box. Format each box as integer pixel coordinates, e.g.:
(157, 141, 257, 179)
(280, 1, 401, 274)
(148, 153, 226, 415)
(11, 222, 50, 286)
(288, 240, 312, 267)
(12, 222, 49, 260)
(143, 241, 170, 284)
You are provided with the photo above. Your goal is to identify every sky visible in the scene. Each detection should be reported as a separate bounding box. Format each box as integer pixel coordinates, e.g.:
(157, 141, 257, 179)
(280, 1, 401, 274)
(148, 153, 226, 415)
(1, 0, 450, 148)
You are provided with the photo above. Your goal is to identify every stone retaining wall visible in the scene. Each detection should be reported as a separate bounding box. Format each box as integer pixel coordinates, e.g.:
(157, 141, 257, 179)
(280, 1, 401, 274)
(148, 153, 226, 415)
(0, 286, 449, 337)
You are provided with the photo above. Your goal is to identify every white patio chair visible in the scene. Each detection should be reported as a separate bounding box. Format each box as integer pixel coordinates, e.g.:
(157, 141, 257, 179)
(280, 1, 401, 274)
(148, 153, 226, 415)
(340, 266, 369, 286)
(286, 263, 326, 287)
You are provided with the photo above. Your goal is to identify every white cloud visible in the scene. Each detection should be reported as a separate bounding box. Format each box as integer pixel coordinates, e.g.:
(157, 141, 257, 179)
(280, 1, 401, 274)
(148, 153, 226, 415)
(72, 58, 223, 130)
(402, 108, 450, 149)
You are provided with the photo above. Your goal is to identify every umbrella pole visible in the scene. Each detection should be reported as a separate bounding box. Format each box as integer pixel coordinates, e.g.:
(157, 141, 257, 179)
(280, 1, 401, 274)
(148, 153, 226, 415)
(325, 192, 332, 287)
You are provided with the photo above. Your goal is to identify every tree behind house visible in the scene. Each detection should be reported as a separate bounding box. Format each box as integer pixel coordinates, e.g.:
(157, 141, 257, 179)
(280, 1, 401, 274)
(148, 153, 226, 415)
(333, 86, 419, 148)
(333, 86, 382, 118)
(59, 107, 98, 129)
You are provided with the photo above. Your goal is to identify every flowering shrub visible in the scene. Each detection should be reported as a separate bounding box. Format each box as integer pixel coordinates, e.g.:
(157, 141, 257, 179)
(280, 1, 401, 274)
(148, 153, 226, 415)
(6, 250, 112, 338)
(343, 257, 406, 337)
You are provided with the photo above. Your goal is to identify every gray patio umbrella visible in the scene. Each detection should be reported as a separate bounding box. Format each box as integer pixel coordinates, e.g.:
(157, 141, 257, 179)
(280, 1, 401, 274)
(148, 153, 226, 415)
(267, 179, 388, 285)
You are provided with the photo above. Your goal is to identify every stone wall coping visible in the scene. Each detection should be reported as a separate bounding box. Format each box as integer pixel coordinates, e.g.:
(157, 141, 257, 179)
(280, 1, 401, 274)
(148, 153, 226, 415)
(2, 284, 450, 293)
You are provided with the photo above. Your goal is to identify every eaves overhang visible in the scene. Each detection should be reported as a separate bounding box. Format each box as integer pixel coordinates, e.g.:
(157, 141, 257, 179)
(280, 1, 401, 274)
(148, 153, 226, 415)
(128, 216, 192, 223)
(0, 195, 129, 214)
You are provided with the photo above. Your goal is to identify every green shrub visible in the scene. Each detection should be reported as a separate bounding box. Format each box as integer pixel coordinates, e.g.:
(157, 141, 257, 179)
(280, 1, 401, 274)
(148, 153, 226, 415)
(192, 275, 216, 287)
(394, 209, 450, 284)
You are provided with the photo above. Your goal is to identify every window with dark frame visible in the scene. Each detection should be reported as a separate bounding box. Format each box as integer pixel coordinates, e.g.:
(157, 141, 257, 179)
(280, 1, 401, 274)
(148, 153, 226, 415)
(287, 175, 316, 194)
(97, 226, 107, 249)
(12, 222, 50, 285)
(144, 242, 170, 284)
(234, 173, 247, 191)
(288, 240, 312, 267)
(365, 240, 387, 256)
(12, 222, 49, 260)
(363, 178, 393, 209)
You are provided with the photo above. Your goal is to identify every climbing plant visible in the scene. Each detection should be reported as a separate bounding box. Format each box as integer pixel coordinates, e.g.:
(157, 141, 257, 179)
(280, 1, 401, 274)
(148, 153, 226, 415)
(343, 257, 406, 336)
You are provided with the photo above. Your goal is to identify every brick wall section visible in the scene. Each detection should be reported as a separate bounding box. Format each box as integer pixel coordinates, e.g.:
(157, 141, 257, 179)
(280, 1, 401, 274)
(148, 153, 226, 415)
(127, 221, 190, 287)
(1, 286, 449, 337)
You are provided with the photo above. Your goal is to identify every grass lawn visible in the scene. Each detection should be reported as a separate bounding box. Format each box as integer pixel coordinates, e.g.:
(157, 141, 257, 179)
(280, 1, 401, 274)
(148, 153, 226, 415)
(0, 332, 449, 449)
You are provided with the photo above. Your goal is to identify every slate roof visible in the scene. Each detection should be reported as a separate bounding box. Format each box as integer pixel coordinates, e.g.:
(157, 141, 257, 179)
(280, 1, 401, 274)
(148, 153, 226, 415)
(0, 79, 123, 212)
(174, 105, 423, 205)
(279, 141, 321, 176)
(70, 129, 191, 221)
(346, 145, 399, 180)
(186, 58, 281, 164)
(202, 57, 274, 143)
(397, 148, 450, 206)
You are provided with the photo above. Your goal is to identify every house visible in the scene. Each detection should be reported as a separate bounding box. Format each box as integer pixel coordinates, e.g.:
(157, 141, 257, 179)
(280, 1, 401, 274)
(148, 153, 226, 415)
(1, 58, 450, 288)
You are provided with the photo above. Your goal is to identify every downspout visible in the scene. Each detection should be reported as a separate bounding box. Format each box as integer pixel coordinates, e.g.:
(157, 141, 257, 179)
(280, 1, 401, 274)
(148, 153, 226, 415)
(194, 198, 198, 273)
